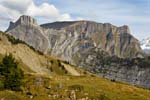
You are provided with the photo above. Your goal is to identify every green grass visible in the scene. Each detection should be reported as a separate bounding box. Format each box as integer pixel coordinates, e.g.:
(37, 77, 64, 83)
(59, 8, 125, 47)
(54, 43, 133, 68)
(15, 74, 150, 100)
(49, 59, 68, 75)
(54, 75, 150, 100)
(0, 53, 150, 100)
(0, 54, 3, 62)
(18, 60, 35, 74)
(0, 55, 150, 100)
(0, 90, 27, 100)
(0, 73, 150, 100)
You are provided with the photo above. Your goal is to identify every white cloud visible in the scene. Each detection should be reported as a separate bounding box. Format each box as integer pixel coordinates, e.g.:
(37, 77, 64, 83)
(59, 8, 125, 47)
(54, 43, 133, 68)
(0, 0, 76, 30)
(1, 0, 31, 13)
(57, 13, 73, 21)
(0, 4, 20, 21)
(0, 0, 60, 18)
(76, 17, 84, 20)
(26, 2, 59, 18)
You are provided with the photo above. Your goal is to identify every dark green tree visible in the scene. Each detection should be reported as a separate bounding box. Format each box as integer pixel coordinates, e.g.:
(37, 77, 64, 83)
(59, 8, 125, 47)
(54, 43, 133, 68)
(0, 54, 24, 91)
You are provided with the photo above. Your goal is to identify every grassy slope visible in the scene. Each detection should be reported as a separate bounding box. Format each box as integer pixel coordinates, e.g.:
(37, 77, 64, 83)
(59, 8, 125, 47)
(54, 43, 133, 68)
(0, 32, 150, 100)
(1, 73, 150, 100)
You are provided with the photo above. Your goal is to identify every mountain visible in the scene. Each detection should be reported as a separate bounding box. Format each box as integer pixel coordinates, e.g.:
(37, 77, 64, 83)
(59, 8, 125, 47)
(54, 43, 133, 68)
(6, 15, 150, 89)
(0, 31, 80, 75)
(6, 15, 49, 54)
(1, 31, 150, 100)
(6, 15, 143, 58)
(141, 37, 150, 54)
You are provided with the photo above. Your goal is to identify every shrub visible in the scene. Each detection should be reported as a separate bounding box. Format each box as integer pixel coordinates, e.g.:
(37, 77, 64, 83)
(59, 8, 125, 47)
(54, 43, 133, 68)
(49, 67, 53, 72)
(83, 71, 87, 74)
(69, 84, 84, 91)
(0, 80, 4, 90)
(6, 34, 25, 45)
(111, 79, 116, 82)
(5, 33, 44, 55)
(98, 93, 110, 100)
(0, 54, 24, 91)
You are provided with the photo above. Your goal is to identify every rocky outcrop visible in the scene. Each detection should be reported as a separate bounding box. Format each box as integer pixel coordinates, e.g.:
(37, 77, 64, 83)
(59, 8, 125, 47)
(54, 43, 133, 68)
(79, 49, 150, 89)
(42, 21, 142, 58)
(6, 15, 149, 88)
(6, 15, 49, 54)
(100, 65, 150, 89)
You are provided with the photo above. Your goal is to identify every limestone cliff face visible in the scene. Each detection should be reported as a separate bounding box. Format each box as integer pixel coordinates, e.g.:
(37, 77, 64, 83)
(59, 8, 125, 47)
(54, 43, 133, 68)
(6, 15, 49, 54)
(6, 15, 148, 88)
(42, 21, 142, 58)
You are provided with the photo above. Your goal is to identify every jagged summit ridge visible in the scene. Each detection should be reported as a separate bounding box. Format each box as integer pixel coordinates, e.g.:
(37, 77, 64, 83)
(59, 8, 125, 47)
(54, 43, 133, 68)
(6, 15, 49, 54)
(16, 15, 37, 25)
(6, 15, 38, 31)
(41, 20, 130, 34)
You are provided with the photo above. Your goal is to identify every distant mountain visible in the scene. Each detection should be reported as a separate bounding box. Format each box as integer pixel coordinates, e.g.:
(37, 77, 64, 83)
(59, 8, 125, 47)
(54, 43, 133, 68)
(6, 15, 143, 59)
(7, 15, 150, 89)
(141, 37, 150, 54)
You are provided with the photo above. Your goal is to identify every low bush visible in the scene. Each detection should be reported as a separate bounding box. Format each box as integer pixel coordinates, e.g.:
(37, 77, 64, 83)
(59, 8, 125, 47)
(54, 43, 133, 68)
(68, 84, 84, 91)
(0, 80, 4, 90)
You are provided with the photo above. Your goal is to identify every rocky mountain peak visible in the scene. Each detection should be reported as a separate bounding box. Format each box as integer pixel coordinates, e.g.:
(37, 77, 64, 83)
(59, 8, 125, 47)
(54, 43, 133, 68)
(6, 15, 49, 54)
(6, 15, 37, 31)
(16, 15, 37, 25)
(118, 25, 130, 34)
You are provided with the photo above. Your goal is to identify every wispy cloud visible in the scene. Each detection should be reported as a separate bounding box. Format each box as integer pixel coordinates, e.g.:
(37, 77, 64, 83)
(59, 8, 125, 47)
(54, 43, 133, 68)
(49, 0, 150, 39)
(0, 0, 81, 31)
(0, 0, 149, 40)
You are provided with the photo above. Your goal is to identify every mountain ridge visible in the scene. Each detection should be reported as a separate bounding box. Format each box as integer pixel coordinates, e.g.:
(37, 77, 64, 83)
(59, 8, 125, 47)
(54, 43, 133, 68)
(6, 15, 150, 89)
(41, 20, 130, 31)
(6, 15, 143, 58)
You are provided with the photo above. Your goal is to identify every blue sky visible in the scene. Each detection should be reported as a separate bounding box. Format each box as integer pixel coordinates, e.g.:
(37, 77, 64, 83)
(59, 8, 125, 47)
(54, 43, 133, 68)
(0, 0, 150, 40)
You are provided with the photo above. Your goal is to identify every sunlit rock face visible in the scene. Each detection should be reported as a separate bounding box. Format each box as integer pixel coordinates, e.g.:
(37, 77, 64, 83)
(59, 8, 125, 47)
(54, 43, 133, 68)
(41, 21, 142, 59)
(7, 16, 142, 58)
(7, 15, 150, 88)
(6, 15, 49, 54)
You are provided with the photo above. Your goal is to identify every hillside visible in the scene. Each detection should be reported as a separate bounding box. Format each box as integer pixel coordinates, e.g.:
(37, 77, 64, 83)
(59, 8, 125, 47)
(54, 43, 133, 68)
(5, 15, 150, 89)
(0, 31, 82, 76)
(0, 31, 150, 100)
(0, 33, 150, 100)
(1, 74, 150, 100)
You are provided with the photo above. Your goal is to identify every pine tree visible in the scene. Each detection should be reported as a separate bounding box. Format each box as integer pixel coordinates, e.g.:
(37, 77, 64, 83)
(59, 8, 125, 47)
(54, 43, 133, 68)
(0, 54, 24, 91)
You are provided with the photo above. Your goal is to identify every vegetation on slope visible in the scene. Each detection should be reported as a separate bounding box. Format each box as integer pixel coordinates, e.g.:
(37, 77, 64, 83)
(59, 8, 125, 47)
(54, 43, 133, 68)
(1, 73, 150, 100)
(97, 50, 149, 67)
(0, 31, 150, 100)
(0, 31, 43, 55)
(0, 54, 24, 91)
(0, 53, 149, 100)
